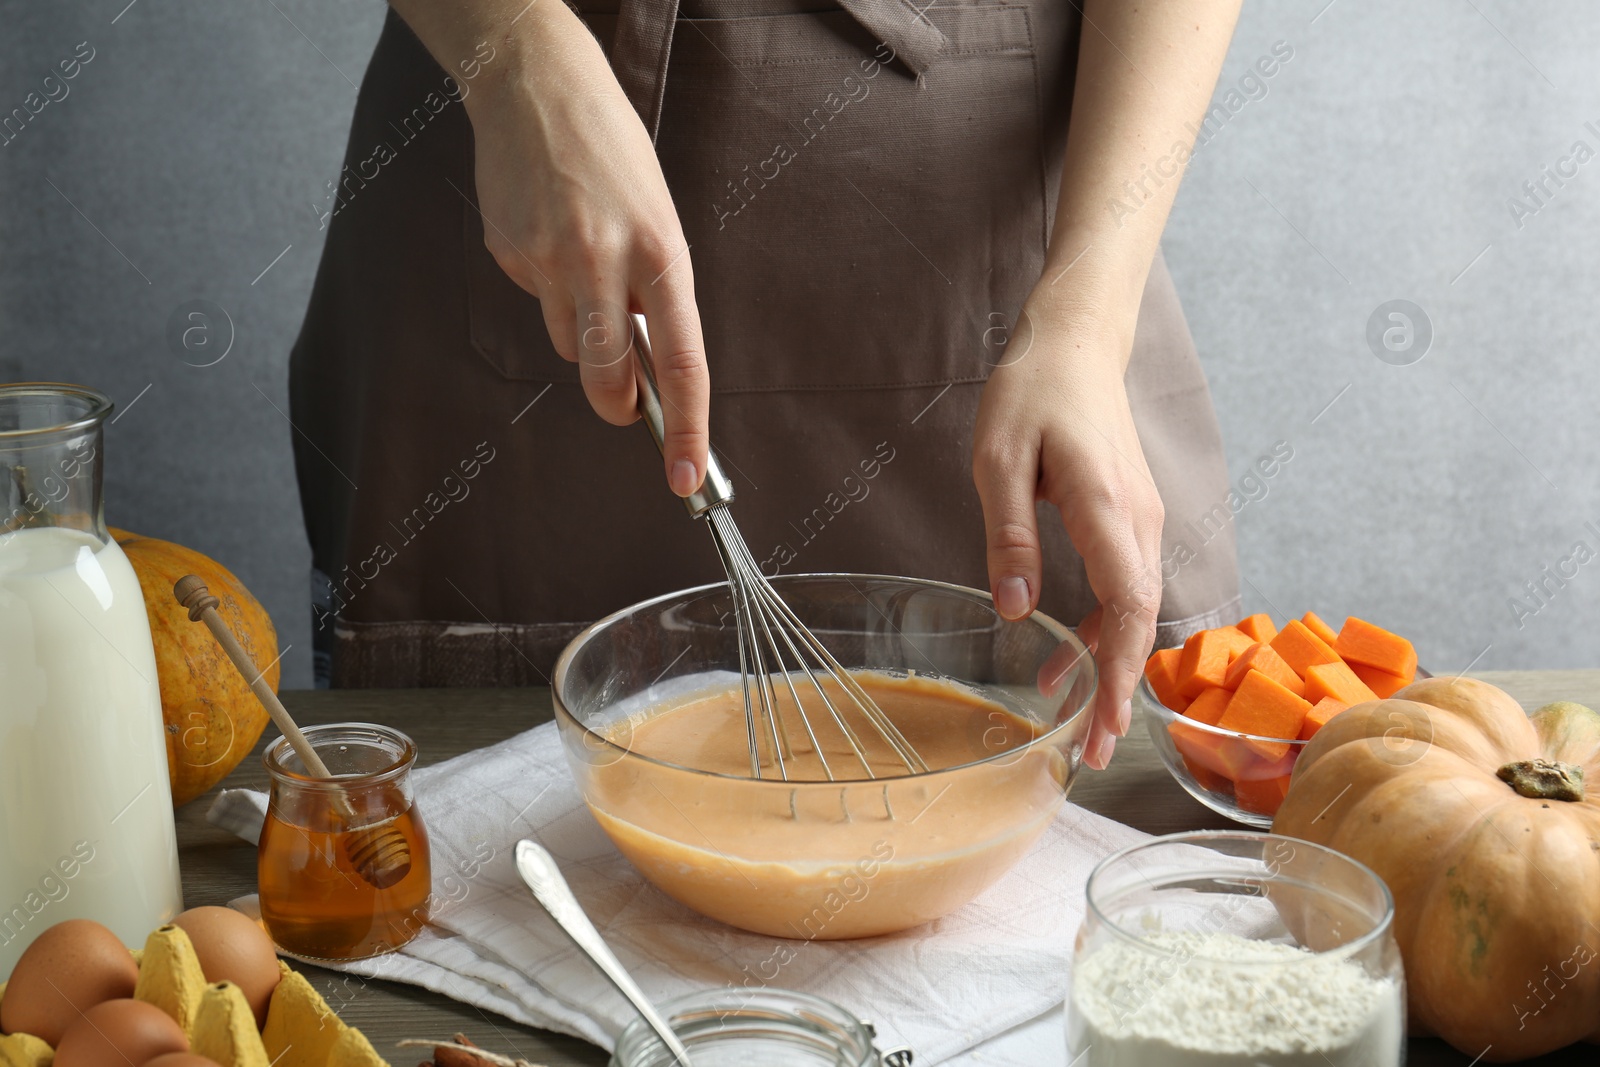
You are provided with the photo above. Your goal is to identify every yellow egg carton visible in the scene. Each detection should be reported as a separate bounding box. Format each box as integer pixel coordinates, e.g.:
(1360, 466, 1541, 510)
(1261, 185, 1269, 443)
(0, 925, 388, 1067)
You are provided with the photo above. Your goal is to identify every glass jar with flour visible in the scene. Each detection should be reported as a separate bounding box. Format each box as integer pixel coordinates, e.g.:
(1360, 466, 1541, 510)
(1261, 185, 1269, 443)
(1068, 830, 1404, 1067)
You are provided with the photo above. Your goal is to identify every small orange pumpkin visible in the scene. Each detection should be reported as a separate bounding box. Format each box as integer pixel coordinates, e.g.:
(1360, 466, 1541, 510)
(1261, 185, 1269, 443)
(111, 528, 277, 806)
(1275, 676, 1600, 1061)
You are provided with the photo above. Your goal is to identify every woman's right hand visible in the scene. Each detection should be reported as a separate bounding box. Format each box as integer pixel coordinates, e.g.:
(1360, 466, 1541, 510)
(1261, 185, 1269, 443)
(462, 8, 709, 497)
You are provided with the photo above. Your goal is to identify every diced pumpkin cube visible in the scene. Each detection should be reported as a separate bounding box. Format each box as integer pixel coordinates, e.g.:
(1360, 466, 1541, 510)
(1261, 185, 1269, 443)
(1192, 765, 1230, 793)
(1234, 774, 1293, 816)
(1217, 670, 1313, 760)
(1169, 720, 1257, 780)
(1298, 697, 1348, 741)
(1335, 616, 1418, 678)
(1176, 745, 1230, 793)
(1236, 613, 1278, 643)
(1176, 630, 1232, 698)
(1183, 686, 1233, 726)
(1301, 611, 1340, 646)
(1144, 647, 1187, 709)
(1211, 626, 1257, 661)
(1304, 660, 1379, 707)
(1234, 749, 1297, 781)
(1269, 620, 1342, 678)
(1224, 642, 1305, 697)
(1350, 661, 1411, 698)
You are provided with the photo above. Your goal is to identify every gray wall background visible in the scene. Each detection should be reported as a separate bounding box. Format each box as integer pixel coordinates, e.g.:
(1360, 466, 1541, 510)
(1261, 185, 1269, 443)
(6, 0, 1595, 688)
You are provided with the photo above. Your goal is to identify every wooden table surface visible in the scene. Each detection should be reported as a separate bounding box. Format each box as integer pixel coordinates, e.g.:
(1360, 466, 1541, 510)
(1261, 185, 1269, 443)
(175, 671, 1600, 1066)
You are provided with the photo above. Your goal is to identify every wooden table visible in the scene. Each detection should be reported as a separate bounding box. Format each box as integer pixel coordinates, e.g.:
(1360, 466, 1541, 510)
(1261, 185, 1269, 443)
(175, 671, 1599, 1066)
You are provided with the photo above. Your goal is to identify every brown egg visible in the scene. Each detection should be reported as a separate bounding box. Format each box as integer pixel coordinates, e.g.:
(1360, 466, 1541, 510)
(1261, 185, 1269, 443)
(170, 907, 280, 1028)
(54, 999, 188, 1067)
(0, 919, 139, 1044)
(143, 1055, 222, 1067)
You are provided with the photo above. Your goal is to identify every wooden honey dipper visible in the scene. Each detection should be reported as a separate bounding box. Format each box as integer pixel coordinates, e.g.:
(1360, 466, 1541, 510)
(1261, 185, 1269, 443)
(174, 575, 413, 890)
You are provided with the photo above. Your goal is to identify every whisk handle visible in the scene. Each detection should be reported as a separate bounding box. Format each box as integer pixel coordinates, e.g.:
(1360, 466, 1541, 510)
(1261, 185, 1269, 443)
(630, 312, 734, 518)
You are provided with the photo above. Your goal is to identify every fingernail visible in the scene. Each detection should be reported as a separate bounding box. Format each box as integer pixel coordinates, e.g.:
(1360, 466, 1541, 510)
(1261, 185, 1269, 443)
(671, 460, 697, 497)
(997, 576, 1030, 620)
(1096, 733, 1117, 767)
(1115, 700, 1132, 737)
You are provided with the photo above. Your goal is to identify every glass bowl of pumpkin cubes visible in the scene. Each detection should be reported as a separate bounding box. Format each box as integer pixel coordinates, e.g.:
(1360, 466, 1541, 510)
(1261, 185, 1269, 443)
(1138, 611, 1418, 827)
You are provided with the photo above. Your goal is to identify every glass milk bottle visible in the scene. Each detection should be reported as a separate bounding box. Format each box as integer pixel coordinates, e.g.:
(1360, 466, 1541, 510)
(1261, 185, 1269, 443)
(0, 384, 182, 974)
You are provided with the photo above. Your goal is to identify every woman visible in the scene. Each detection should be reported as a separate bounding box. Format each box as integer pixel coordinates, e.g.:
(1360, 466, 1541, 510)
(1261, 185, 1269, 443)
(289, 0, 1243, 769)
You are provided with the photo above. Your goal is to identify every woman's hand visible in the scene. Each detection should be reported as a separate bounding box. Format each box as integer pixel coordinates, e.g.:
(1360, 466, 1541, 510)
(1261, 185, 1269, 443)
(459, 6, 709, 497)
(972, 0, 1242, 767)
(972, 299, 1165, 770)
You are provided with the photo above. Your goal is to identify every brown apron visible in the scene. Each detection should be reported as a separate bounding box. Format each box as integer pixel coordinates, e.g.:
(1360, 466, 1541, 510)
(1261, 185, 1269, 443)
(288, 0, 1241, 687)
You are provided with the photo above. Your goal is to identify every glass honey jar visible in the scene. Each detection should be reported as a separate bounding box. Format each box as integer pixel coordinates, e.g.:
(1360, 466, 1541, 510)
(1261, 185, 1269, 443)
(260, 723, 432, 960)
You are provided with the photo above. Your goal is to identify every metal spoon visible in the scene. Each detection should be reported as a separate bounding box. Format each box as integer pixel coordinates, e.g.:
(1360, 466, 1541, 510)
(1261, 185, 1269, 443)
(514, 840, 694, 1066)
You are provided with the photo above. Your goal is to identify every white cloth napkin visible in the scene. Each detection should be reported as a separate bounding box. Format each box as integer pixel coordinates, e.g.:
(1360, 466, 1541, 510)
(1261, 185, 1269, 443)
(208, 720, 1145, 1066)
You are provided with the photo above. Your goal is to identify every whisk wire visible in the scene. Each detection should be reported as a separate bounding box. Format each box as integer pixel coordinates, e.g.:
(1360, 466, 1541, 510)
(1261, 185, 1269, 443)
(723, 515, 803, 779)
(734, 561, 789, 780)
(720, 510, 927, 775)
(741, 552, 879, 779)
(746, 573, 842, 781)
(712, 527, 765, 779)
(630, 312, 930, 789)
(706, 506, 930, 780)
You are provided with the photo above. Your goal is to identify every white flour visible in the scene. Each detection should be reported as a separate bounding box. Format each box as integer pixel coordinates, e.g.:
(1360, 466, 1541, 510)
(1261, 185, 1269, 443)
(1068, 931, 1403, 1066)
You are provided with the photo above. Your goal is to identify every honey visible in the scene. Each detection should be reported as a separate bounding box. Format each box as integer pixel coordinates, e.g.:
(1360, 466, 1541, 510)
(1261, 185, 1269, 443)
(259, 724, 432, 960)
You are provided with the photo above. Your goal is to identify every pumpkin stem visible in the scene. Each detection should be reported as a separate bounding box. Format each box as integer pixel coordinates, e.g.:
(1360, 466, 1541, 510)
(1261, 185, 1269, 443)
(1496, 758, 1585, 801)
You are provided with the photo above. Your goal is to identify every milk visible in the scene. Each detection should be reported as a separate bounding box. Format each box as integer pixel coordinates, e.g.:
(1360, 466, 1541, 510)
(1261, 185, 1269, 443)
(0, 526, 183, 974)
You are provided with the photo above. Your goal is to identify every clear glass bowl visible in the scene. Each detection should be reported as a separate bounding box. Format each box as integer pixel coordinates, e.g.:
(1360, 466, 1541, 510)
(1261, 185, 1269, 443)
(609, 988, 896, 1067)
(553, 573, 1096, 939)
(1138, 676, 1310, 827)
(1067, 831, 1405, 1066)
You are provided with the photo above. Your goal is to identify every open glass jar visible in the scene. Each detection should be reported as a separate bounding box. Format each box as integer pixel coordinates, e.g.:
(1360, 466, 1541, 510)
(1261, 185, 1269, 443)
(259, 723, 432, 960)
(1067, 831, 1404, 1067)
(610, 989, 911, 1067)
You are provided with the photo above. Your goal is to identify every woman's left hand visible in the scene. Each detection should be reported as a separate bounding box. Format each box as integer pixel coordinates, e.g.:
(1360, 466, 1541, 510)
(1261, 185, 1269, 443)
(968, 0, 1242, 769)
(972, 297, 1165, 770)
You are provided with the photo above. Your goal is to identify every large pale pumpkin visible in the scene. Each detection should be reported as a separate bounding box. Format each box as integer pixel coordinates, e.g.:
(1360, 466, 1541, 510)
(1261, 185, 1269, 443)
(111, 528, 277, 806)
(1275, 676, 1600, 1061)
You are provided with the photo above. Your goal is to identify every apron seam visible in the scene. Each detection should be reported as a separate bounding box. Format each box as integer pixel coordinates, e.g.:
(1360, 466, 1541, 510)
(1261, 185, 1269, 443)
(674, 44, 1029, 69)
(645, 10, 678, 139)
(715, 375, 990, 393)
(332, 619, 595, 633)
(504, 375, 991, 394)
(1024, 6, 1049, 259)
(461, 184, 503, 371)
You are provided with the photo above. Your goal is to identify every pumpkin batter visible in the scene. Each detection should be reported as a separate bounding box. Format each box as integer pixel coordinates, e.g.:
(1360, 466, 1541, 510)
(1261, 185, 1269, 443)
(582, 673, 1075, 939)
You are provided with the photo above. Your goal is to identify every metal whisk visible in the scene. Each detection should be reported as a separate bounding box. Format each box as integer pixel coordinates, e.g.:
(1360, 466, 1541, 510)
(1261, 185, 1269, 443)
(630, 315, 929, 783)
